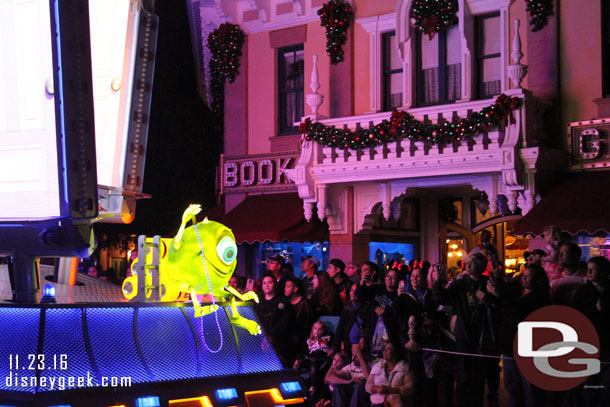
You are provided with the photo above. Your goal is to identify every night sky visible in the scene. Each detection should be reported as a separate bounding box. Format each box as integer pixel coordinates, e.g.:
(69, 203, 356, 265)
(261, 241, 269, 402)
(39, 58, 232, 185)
(95, 0, 221, 239)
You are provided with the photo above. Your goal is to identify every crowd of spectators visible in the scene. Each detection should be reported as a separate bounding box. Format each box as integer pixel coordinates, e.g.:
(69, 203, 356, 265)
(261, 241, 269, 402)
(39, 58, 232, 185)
(247, 226, 610, 407)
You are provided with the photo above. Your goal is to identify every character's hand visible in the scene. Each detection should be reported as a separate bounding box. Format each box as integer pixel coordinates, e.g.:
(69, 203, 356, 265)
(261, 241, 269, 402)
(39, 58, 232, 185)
(194, 304, 219, 318)
(242, 290, 259, 303)
(182, 204, 202, 224)
(476, 290, 486, 303)
(352, 343, 361, 355)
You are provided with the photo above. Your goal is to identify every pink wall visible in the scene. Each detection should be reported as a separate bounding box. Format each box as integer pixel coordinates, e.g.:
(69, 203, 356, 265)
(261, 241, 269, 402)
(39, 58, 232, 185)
(354, 0, 396, 19)
(353, 23, 370, 115)
(560, 0, 602, 133)
(247, 31, 276, 154)
(224, 36, 248, 156)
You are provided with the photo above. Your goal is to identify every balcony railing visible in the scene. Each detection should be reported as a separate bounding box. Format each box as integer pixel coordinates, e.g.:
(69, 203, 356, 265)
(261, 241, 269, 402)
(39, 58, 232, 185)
(311, 97, 518, 167)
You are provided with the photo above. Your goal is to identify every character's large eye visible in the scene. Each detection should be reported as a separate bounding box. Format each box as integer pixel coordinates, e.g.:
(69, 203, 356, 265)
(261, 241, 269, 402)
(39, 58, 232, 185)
(216, 236, 237, 264)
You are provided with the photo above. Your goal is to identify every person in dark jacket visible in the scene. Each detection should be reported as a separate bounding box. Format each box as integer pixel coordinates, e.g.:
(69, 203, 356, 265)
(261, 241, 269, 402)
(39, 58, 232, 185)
(356, 268, 402, 358)
(432, 252, 500, 407)
(488, 263, 550, 407)
(331, 284, 373, 357)
(284, 276, 314, 366)
(327, 258, 352, 306)
(572, 256, 610, 407)
(254, 274, 289, 363)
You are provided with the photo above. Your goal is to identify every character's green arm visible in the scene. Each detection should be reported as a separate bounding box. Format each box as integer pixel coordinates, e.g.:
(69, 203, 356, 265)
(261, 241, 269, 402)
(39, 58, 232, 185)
(174, 204, 202, 251)
(224, 286, 261, 335)
(224, 285, 258, 302)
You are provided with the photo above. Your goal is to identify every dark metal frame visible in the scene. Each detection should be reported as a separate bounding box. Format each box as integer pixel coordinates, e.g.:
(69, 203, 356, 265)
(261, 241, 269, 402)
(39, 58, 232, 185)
(278, 44, 304, 135)
(416, 29, 457, 106)
(475, 12, 501, 99)
(602, 0, 610, 97)
(383, 31, 403, 111)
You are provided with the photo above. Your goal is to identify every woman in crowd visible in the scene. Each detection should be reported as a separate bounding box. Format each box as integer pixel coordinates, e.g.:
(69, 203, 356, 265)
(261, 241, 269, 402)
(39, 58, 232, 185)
(254, 274, 288, 360)
(366, 342, 414, 407)
(399, 265, 454, 407)
(331, 283, 372, 358)
(311, 271, 343, 319)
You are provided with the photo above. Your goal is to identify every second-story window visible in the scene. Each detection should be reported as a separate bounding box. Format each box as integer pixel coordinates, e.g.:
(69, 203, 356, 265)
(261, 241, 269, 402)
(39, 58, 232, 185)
(383, 32, 403, 111)
(476, 13, 501, 99)
(278, 45, 304, 134)
(602, 0, 610, 97)
(417, 25, 461, 106)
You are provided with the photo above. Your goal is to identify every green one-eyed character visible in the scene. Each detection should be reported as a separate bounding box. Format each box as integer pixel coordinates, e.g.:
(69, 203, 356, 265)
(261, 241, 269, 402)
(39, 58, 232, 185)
(163, 204, 261, 335)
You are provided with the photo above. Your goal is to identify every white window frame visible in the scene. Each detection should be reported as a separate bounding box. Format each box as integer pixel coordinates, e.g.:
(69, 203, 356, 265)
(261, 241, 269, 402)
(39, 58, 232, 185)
(357, 13, 397, 113)
(395, 0, 511, 106)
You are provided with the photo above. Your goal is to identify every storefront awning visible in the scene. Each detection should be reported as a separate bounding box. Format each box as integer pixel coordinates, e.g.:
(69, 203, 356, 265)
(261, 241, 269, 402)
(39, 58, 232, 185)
(207, 193, 329, 244)
(513, 171, 610, 235)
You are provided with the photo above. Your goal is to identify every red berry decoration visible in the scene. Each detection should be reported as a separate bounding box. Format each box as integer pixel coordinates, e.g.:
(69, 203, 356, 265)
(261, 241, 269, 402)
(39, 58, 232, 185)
(207, 23, 245, 116)
(410, 0, 458, 40)
(318, 0, 353, 65)
(298, 94, 521, 150)
(525, 0, 553, 32)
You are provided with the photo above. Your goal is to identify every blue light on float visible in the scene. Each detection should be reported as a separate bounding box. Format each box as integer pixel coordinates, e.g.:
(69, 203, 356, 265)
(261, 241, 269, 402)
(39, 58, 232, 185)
(280, 381, 302, 393)
(136, 396, 160, 407)
(43, 284, 56, 298)
(215, 387, 238, 400)
(40, 284, 57, 304)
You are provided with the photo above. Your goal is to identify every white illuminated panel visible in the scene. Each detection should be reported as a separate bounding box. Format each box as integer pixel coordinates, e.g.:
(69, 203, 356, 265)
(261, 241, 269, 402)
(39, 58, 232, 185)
(0, 0, 60, 219)
(89, 0, 132, 188)
(0, 146, 46, 191)
(0, 3, 6, 134)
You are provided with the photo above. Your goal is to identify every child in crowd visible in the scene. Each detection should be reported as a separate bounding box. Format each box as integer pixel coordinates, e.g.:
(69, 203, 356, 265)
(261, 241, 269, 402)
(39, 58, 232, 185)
(296, 320, 333, 400)
(315, 352, 351, 407)
(307, 320, 333, 354)
(542, 225, 563, 280)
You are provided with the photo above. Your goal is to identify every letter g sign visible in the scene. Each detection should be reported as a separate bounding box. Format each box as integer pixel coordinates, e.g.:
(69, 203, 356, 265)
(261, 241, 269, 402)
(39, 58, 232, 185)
(514, 306, 600, 391)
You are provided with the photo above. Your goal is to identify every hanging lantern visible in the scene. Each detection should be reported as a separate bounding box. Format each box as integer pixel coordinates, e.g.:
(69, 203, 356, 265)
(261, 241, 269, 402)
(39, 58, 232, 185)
(477, 192, 490, 215)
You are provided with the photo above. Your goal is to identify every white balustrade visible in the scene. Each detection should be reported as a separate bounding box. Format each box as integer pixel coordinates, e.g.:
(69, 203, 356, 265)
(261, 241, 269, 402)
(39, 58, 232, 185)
(304, 96, 523, 167)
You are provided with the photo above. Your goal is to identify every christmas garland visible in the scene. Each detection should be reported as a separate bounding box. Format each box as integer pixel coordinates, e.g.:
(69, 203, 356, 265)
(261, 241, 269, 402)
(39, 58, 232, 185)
(525, 0, 553, 32)
(410, 0, 459, 40)
(207, 23, 245, 115)
(318, 0, 353, 65)
(299, 94, 521, 150)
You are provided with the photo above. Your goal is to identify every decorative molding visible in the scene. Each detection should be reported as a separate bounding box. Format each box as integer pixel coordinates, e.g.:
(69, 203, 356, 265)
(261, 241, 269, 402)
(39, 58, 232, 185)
(507, 19, 527, 89)
(316, 183, 328, 220)
(305, 54, 325, 119)
(354, 184, 383, 233)
(466, 0, 511, 14)
(327, 185, 348, 233)
(356, 13, 396, 113)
